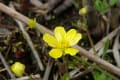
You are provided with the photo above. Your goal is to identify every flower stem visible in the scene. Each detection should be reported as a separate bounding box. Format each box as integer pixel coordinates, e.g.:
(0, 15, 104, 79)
(83, 16, 97, 55)
(86, 30, 97, 55)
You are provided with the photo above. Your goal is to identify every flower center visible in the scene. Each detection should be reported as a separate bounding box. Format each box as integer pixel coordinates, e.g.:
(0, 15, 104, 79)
(57, 39, 69, 49)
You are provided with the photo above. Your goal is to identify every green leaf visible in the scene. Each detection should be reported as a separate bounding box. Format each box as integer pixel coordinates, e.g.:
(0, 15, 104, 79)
(109, 0, 118, 6)
(102, 39, 110, 59)
(15, 42, 22, 47)
(95, 0, 110, 14)
(93, 71, 112, 80)
(68, 63, 77, 69)
(61, 73, 70, 80)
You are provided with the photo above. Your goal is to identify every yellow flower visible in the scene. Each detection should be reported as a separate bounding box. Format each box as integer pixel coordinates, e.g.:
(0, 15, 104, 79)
(79, 6, 88, 16)
(28, 18, 36, 28)
(43, 26, 82, 59)
(11, 62, 25, 76)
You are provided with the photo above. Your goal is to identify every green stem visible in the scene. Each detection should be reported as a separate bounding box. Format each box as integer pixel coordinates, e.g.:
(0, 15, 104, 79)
(82, 16, 97, 55)
(86, 30, 97, 55)
(62, 56, 69, 72)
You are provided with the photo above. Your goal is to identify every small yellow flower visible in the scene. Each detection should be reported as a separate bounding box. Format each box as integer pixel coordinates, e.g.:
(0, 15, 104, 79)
(43, 26, 82, 59)
(28, 18, 36, 28)
(79, 7, 88, 15)
(11, 62, 25, 76)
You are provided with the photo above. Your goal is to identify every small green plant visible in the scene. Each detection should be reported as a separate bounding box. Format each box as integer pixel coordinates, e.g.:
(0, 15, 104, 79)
(95, 0, 110, 14)
(95, 0, 119, 14)
(93, 71, 112, 80)
(102, 39, 110, 59)
(29, 75, 33, 80)
(12, 41, 24, 52)
(61, 73, 70, 80)
(109, 0, 118, 6)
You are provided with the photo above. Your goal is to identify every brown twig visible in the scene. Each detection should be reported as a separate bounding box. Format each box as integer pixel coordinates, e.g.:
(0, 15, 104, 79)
(9, 2, 44, 71)
(10, 74, 41, 80)
(89, 26, 120, 53)
(0, 3, 120, 77)
(43, 58, 54, 80)
(53, 0, 73, 14)
(113, 33, 120, 67)
(15, 20, 44, 71)
(0, 52, 16, 79)
(30, 0, 46, 9)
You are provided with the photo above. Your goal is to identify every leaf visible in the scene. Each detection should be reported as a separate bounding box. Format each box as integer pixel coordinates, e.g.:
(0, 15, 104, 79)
(93, 71, 112, 80)
(95, 0, 110, 14)
(102, 39, 110, 59)
(15, 42, 22, 47)
(61, 73, 70, 80)
(68, 63, 77, 69)
(109, 0, 118, 6)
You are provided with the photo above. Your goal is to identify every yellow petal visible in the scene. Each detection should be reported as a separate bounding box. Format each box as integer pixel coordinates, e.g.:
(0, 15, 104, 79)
(11, 62, 25, 76)
(43, 33, 58, 47)
(64, 48, 79, 56)
(49, 49, 63, 59)
(69, 33, 82, 46)
(66, 29, 77, 43)
(54, 26, 66, 41)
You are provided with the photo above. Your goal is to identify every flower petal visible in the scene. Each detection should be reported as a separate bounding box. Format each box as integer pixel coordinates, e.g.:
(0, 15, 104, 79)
(66, 29, 77, 43)
(54, 26, 66, 41)
(49, 49, 63, 59)
(64, 48, 79, 56)
(43, 33, 58, 47)
(69, 33, 82, 46)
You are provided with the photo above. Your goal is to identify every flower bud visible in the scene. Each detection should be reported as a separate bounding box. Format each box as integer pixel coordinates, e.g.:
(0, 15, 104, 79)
(11, 62, 25, 76)
(28, 18, 36, 28)
(79, 7, 88, 16)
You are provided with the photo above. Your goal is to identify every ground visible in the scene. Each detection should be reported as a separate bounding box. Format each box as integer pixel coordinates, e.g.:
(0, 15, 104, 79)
(0, 0, 120, 80)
